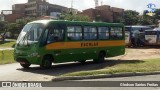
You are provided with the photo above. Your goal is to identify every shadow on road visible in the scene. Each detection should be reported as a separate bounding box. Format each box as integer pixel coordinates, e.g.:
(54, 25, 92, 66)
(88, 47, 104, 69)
(127, 46, 160, 49)
(16, 59, 144, 76)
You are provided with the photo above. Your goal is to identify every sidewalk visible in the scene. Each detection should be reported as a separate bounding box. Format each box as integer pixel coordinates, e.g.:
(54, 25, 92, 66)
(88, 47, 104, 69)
(0, 48, 14, 51)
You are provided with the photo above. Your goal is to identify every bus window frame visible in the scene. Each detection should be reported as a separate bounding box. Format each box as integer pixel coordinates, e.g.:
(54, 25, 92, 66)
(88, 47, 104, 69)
(110, 26, 124, 40)
(46, 23, 65, 44)
(83, 25, 98, 41)
(66, 25, 83, 41)
(97, 26, 110, 40)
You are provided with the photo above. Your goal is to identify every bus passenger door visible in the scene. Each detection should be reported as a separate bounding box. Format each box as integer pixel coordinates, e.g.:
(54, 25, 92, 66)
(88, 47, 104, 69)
(45, 24, 67, 63)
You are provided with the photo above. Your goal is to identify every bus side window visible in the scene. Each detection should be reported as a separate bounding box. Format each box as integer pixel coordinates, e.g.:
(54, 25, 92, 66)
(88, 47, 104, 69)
(98, 27, 109, 40)
(67, 26, 82, 41)
(84, 26, 97, 40)
(110, 27, 123, 39)
(47, 28, 64, 44)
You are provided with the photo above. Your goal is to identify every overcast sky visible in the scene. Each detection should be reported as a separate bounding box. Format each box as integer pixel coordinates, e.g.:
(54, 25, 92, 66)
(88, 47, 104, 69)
(0, 0, 160, 14)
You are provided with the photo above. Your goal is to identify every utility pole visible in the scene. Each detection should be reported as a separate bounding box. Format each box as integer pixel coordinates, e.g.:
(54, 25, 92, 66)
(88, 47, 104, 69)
(71, 0, 73, 14)
(94, 0, 98, 8)
(101, 0, 103, 6)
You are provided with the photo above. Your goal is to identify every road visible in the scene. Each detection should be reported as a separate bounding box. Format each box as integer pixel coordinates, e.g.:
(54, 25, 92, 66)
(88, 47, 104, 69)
(1, 62, 160, 90)
(0, 61, 115, 81)
(0, 63, 53, 81)
(1, 73, 160, 90)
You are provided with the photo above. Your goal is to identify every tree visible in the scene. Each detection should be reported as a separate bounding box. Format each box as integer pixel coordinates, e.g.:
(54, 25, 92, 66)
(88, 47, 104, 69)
(123, 10, 139, 25)
(59, 14, 91, 21)
(139, 10, 154, 25)
(153, 9, 160, 24)
(154, 9, 160, 19)
(0, 21, 8, 41)
(0, 21, 8, 33)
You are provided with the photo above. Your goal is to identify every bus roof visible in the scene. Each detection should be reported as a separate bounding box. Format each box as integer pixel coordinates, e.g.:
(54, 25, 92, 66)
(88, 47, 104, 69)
(146, 28, 160, 31)
(125, 25, 151, 28)
(28, 20, 124, 26)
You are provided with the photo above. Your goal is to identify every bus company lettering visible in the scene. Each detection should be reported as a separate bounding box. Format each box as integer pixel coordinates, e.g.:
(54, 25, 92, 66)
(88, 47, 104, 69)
(81, 42, 98, 47)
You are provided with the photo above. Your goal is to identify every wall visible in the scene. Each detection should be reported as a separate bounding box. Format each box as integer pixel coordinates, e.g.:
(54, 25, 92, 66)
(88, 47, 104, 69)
(81, 5, 124, 22)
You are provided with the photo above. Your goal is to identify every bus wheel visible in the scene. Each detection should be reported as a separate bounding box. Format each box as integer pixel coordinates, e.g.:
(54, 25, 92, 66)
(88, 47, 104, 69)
(20, 63, 31, 68)
(93, 52, 105, 63)
(40, 56, 52, 69)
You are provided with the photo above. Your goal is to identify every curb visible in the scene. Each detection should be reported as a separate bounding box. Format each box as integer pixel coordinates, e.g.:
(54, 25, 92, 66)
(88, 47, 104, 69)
(52, 71, 160, 81)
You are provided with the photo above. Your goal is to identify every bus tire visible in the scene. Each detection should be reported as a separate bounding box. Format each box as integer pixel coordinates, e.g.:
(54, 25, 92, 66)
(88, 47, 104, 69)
(40, 56, 52, 69)
(20, 63, 31, 68)
(93, 52, 105, 63)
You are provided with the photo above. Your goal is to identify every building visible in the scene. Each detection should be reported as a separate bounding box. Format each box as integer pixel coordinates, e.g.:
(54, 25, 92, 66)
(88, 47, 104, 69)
(25, 0, 76, 17)
(67, 8, 79, 14)
(25, 0, 49, 16)
(1, 10, 25, 23)
(111, 7, 124, 22)
(1, 3, 26, 23)
(47, 4, 68, 18)
(0, 14, 5, 21)
(0, 0, 79, 22)
(12, 4, 26, 14)
(81, 5, 124, 22)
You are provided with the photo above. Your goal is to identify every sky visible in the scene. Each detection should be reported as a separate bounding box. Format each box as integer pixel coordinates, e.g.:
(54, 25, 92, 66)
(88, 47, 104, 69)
(0, 0, 160, 14)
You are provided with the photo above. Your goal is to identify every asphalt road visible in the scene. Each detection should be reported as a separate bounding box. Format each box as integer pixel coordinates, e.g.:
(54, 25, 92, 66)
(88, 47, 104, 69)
(0, 62, 66, 81)
(0, 61, 114, 81)
(1, 75, 160, 90)
(1, 62, 160, 90)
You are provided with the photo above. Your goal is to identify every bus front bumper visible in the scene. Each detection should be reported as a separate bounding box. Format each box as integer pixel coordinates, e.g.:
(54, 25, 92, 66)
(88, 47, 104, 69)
(14, 54, 42, 65)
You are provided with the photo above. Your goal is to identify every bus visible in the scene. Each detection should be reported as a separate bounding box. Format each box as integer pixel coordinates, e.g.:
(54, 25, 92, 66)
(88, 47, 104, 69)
(14, 20, 125, 69)
(125, 26, 151, 47)
(145, 28, 160, 45)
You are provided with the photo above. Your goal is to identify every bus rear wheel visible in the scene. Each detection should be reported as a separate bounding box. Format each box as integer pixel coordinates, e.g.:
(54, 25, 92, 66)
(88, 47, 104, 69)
(20, 63, 31, 68)
(40, 56, 52, 69)
(93, 52, 105, 63)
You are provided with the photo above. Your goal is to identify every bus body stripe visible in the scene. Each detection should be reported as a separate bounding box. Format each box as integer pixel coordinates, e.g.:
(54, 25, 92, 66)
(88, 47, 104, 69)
(45, 40, 125, 50)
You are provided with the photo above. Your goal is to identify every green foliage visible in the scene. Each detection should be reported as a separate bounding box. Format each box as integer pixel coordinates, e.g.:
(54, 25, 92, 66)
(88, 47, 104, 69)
(0, 41, 16, 48)
(0, 21, 8, 33)
(139, 11, 154, 25)
(62, 58, 160, 76)
(0, 50, 14, 64)
(123, 10, 139, 25)
(59, 14, 91, 21)
(123, 10, 155, 25)
(140, 16, 154, 25)
(154, 9, 160, 20)
(7, 20, 28, 38)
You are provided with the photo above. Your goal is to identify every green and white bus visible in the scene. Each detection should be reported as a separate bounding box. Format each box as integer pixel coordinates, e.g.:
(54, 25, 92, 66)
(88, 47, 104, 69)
(14, 20, 125, 69)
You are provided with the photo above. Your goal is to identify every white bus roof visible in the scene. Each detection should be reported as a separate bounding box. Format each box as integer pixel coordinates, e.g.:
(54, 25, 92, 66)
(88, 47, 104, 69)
(125, 25, 151, 28)
(145, 28, 160, 31)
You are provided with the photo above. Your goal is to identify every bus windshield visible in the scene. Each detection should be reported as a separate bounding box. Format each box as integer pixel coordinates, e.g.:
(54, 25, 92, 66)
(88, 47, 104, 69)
(17, 23, 44, 45)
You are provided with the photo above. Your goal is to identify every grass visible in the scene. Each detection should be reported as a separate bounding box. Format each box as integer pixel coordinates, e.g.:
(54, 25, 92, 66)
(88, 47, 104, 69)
(0, 50, 15, 64)
(0, 41, 16, 48)
(62, 58, 160, 76)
